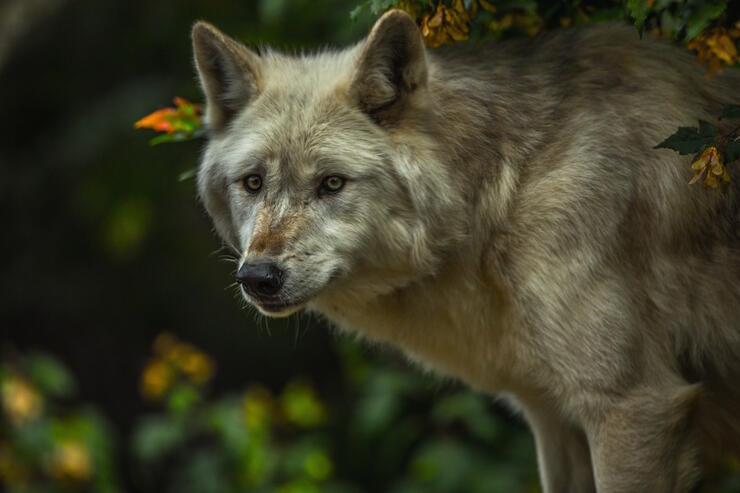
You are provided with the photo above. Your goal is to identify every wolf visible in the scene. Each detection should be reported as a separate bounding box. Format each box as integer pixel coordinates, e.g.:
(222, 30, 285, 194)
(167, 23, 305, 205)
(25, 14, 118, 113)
(191, 10, 740, 492)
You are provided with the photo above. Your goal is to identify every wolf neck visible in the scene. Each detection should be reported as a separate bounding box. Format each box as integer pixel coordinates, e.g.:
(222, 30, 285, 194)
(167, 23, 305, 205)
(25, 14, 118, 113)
(312, 249, 524, 393)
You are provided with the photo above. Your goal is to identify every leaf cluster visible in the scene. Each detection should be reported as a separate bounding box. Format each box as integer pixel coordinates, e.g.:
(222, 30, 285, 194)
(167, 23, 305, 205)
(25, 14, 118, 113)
(0, 353, 120, 493)
(655, 104, 740, 188)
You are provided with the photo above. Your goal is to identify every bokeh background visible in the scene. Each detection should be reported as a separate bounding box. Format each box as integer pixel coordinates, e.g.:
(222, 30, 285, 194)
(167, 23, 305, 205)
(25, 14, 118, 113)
(2, 1, 740, 492)
(1, 1, 538, 492)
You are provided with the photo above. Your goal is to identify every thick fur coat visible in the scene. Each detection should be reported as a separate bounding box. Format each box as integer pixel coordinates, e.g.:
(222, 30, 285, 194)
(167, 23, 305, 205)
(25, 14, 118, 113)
(192, 11, 740, 492)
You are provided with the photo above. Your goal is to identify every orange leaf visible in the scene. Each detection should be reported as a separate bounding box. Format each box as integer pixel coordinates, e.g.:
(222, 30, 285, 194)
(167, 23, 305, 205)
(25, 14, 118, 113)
(134, 108, 177, 133)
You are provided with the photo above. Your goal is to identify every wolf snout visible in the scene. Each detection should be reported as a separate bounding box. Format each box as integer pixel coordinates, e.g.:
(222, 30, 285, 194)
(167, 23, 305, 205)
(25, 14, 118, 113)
(236, 261, 285, 299)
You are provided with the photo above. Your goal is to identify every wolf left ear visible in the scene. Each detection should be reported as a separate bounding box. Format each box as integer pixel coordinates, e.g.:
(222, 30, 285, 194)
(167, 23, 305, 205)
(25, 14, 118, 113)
(351, 10, 427, 117)
(192, 22, 261, 132)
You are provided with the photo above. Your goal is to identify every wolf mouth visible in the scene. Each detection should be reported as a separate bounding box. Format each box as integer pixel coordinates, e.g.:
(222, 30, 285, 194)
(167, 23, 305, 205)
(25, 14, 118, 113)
(254, 299, 307, 318)
(242, 289, 309, 316)
(241, 266, 347, 317)
(257, 300, 302, 312)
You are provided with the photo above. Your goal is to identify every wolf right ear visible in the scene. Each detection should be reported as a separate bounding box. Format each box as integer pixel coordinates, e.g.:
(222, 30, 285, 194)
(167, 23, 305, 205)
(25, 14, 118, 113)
(192, 22, 261, 132)
(351, 10, 427, 118)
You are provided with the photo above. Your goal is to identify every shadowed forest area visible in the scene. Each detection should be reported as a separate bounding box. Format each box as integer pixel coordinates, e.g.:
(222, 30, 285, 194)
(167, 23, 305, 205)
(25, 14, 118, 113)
(1, 1, 739, 492)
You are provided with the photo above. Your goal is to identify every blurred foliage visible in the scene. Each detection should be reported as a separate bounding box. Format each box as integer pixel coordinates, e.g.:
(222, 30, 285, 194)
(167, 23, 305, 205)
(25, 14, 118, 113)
(4, 340, 740, 492)
(350, 0, 739, 51)
(688, 22, 740, 75)
(128, 334, 541, 493)
(0, 353, 120, 493)
(0, 338, 540, 492)
(3, 1, 740, 492)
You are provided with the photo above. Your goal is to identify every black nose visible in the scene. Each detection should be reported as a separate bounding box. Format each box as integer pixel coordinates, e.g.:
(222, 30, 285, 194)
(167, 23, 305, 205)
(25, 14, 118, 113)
(236, 262, 284, 298)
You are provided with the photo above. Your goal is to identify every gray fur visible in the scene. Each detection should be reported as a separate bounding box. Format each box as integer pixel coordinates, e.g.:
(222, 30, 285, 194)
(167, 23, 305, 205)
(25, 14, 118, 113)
(192, 11, 740, 492)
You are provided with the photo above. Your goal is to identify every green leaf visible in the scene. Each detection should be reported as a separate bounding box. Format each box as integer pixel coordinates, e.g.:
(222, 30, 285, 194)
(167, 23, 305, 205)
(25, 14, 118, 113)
(349, 3, 367, 21)
(13, 418, 55, 457)
(167, 383, 200, 415)
(409, 440, 473, 490)
(698, 120, 717, 137)
(719, 104, 740, 121)
(589, 6, 627, 23)
(281, 439, 332, 480)
(132, 415, 185, 462)
(150, 132, 189, 146)
(178, 168, 197, 182)
(304, 451, 333, 481)
(655, 121, 717, 155)
(658, 9, 682, 39)
(684, 1, 726, 41)
(626, 0, 651, 35)
(353, 392, 399, 437)
(149, 128, 205, 146)
(203, 399, 250, 456)
(281, 382, 326, 428)
(498, 0, 538, 13)
(26, 353, 76, 398)
(169, 447, 231, 493)
(54, 410, 120, 492)
(726, 139, 740, 163)
(431, 393, 500, 443)
(369, 0, 397, 15)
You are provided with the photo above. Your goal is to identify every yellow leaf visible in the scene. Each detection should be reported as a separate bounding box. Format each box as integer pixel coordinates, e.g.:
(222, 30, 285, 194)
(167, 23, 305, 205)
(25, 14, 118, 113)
(478, 0, 496, 13)
(716, 35, 738, 63)
(427, 6, 444, 28)
(46, 441, 92, 482)
(710, 159, 724, 176)
(447, 24, 469, 41)
(691, 147, 713, 171)
(707, 58, 723, 78)
(689, 171, 705, 185)
(1, 378, 42, 426)
(421, 2, 475, 48)
(688, 27, 740, 78)
(689, 147, 722, 186)
(140, 359, 173, 400)
(451, 0, 466, 14)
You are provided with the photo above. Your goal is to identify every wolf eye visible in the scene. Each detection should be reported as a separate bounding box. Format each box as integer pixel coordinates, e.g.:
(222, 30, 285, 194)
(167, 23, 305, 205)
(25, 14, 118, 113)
(243, 174, 262, 193)
(320, 175, 345, 195)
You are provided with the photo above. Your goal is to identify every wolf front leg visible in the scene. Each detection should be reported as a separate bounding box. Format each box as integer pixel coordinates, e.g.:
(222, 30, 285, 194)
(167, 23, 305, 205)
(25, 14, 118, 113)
(585, 382, 702, 493)
(523, 405, 596, 493)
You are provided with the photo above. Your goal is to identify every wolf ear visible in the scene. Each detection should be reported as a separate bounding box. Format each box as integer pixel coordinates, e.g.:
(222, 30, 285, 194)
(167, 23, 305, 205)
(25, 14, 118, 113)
(192, 22, 261, 132)
(351, 10, 427, 117)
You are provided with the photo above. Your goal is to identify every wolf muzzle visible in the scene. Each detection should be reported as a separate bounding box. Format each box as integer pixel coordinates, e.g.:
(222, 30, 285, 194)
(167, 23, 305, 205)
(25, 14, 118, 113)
(236, 261, 285, 300)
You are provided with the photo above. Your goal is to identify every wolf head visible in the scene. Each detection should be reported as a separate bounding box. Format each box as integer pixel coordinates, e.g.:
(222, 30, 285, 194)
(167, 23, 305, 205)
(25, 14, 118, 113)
(192, 11, 466, 317)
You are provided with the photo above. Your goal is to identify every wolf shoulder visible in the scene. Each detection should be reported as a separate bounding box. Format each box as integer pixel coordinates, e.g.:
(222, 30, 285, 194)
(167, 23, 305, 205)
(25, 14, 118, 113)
(427, 24, 739, 248)
(426, 24, 740, 349)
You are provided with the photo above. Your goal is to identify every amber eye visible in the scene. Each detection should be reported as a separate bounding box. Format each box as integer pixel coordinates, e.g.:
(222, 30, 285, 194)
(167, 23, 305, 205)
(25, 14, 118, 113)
(320, 175, 345, 194)
(243, 174, 262, 193)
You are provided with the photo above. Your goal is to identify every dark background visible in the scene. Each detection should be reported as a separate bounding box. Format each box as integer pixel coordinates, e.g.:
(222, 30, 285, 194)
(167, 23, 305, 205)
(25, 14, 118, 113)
(3, 1, 739, 492)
